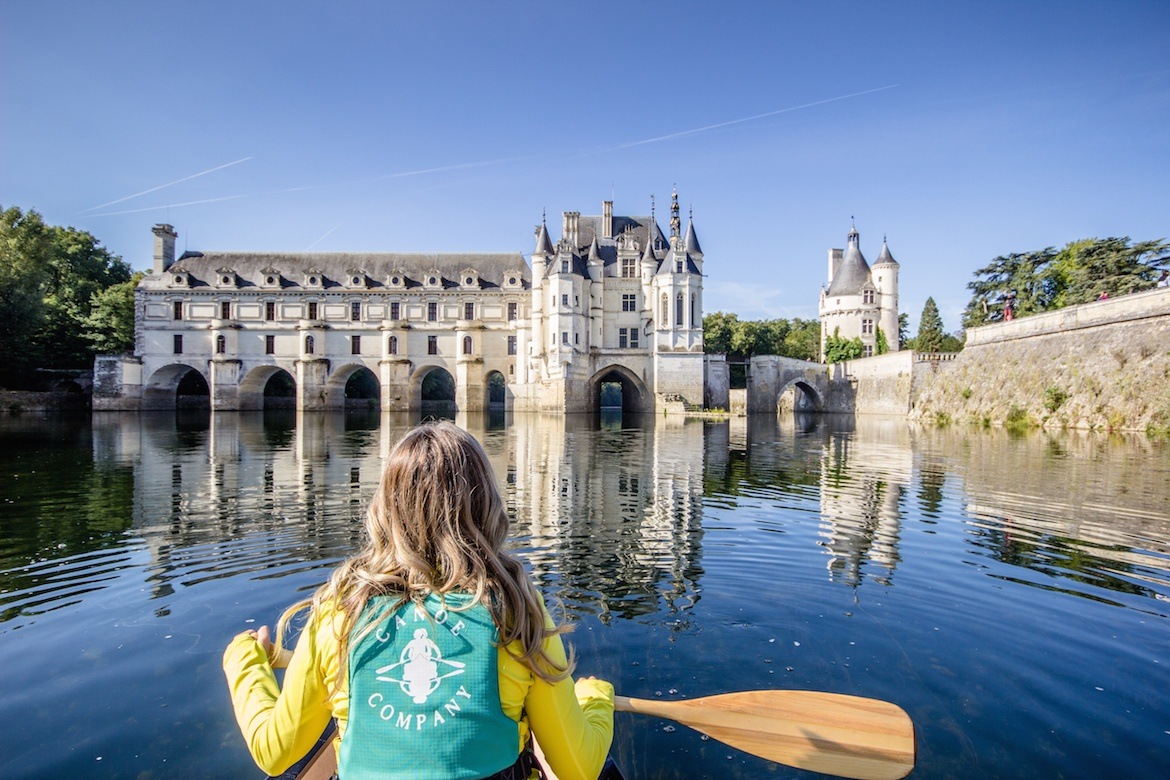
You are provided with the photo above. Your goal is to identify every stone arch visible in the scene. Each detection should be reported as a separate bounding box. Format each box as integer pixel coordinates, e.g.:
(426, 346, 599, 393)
(777, 378, 823, 414)
(324, 363, 381, 411)
(587, 364, 651, 415)
(144, 363, 209, 410)
(238, 365, 297, 411)
(485, 370, 507, 409)
(411, 364, 457, 415)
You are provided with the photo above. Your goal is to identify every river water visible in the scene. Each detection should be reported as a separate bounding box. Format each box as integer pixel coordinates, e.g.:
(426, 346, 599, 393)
(0, 411, 1167, 779)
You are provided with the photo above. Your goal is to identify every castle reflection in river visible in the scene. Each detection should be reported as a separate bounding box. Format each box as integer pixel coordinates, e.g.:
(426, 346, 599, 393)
(88, 411, 920, 618)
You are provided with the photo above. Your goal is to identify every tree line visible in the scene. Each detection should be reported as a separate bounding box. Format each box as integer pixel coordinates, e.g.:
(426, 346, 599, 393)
(1, 205, 139, 388)
(961, 237, 1168, 328)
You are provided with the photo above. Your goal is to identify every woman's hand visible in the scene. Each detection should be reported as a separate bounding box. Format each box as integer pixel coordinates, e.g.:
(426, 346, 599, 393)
(243, 625, 290, 668)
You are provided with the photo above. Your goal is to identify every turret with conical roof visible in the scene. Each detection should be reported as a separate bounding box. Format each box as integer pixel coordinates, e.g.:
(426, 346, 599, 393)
(826, 226, 872, 297)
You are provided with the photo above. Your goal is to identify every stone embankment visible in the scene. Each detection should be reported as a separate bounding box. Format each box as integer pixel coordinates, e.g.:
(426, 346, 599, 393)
(911, 287, 1170, 433)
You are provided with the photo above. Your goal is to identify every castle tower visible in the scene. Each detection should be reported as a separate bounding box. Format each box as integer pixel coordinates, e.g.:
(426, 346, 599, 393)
(872, 238, 901, 351)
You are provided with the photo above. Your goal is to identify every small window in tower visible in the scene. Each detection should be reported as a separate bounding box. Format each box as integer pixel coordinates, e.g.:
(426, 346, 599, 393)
(265, 335, 275, 354)
(173, 334, 183, 354)
(630, 328, 639, 348)
(308, 302, 318, 320)
(351, 335, 361, 355)
(562, 294, 569, 307)
(561, 260, 568, 274)
(462, 335, 473, 355)
(390, 301, 400, 320)
(622, 256, 636, 278)
(464, 302, 474, 320)
(266, 301, 276, 321)
(216, 334, 226, 354)
(173, 301, 183, 320)
(351, 301, 361, 321)
(675, 260, 683, 273)
(220, 301, 231, 319)
(305, 335, 315, 354)
(428, 335, 438, 355)
(388, 335, 398, 355)
(507, 302, 517, 321)
(428, 301, 438, 321)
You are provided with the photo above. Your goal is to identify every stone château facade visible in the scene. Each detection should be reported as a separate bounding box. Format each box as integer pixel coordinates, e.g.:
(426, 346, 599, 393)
(96, 191, 720, 413)
(818, 226, 900, 360)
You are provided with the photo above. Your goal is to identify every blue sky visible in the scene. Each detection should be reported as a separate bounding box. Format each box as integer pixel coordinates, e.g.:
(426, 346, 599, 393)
(3, 1, 1168, 332)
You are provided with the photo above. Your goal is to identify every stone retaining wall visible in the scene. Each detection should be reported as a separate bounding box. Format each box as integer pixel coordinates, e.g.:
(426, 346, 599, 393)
(911, 288, 1170, 432)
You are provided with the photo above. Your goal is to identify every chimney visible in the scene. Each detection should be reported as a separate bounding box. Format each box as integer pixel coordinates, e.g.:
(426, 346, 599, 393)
(602, 200, 613, 239)
(828, 248, 843, 285)
(153, 224, 177, 273)
(562, 211, 580, 248)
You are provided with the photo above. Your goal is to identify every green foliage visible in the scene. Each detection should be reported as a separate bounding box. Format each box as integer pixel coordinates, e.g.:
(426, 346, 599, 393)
(897, 312, 910, 347)
(703, 312, 820, 361)
(963, 237, 1169, 328)
(1004, 405, 1032, 430)
(823, 327, 864, 363)
(915, 297, 946, 353)
(84, 273, 143, 354)
(0, 205, 132, 386)
(1043, 385, 1070, 413)
(875, 326, 889, 355)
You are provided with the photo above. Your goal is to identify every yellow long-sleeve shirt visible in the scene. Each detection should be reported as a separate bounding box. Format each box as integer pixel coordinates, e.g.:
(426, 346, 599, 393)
(223, 598, 614, 779)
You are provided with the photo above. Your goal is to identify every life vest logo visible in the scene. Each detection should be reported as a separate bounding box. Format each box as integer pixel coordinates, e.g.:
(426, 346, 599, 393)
(375, 627, 466, 704)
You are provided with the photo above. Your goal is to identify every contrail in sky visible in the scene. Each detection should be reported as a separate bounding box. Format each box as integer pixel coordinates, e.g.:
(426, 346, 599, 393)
(79, 156, 253, 213)
(306, 222, 343, 250)
(609, 84, 899, 150)
(86, 194, 251, 217)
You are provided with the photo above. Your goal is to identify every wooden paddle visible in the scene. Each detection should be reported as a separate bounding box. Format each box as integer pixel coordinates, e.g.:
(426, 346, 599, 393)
(615, 690, 915, 780)
(284, 690, 914, 780)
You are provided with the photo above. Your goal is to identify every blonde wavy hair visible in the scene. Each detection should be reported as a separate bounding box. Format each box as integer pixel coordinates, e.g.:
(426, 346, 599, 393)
(275, 421, 572, 684)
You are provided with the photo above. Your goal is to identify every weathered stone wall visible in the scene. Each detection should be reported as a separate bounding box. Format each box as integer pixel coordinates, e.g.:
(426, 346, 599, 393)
(911, 288, 1170, 432)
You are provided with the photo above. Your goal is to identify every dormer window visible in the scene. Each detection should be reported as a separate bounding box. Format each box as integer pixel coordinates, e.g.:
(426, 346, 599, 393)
(863, 289, 875, 304)
(304, 269, 324, 289)
(261, 266, 282, 288)
(173, 275, 184, 285)
(266, 276, 276, 286)
(424, 271, 443, 290)
(560, 260, 568, 274)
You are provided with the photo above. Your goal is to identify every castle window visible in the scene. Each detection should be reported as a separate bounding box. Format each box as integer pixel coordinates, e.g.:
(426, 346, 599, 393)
(622, 256, 636, 278)
(221, 275, 232, 285)
(351, 335, 361, 355)
(352, 276, 362, 286)
(220, 301, 231, 320)
(465, 276, 474, 286)
(216, 334, 226, 354)
(265, 301, 276, 321)
(660, 293, 667, 324)
(562, 331, 569, 344)
(428, 302, 438, 321)
(351, 301, 361, 321)
(265, 335, 275, 354)
(630, 328, 639, 348)
(266, 276, 276, 286)
(388, 335, 398, 355)
(173, 301, 183, 320)
(619, 328, 629, 349)
(675, 293, 683, 327)
(428, 335, 438, 355)
(622, 294, 637, 312)
(562, 294, 569, 307)
(173, 334, 183, 354)
(675, 260, 683, 273)
(507, 302, 517, 321)
(305, 335, 315, 355)
(308, 302, 318, 320)
(390, 302, 400, 320)
(462, 335, 473, 355)
(862, 319, 874, 335)
(428, 276, 437, 286)
(690, 294, 696, 328)
(863, 289, 875, 304)
(309, 276, 318, 286)
(507, 336, 516, 355)
(863, 345, 874, 357)
(464, 302, 474, 320)
(560, 260, 568, 274)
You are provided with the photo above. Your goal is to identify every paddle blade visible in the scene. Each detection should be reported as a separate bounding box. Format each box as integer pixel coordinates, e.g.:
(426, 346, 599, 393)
(615, 690, 915, 780)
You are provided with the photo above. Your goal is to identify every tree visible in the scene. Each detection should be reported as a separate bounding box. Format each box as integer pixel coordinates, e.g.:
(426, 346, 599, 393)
(962, 237, 1168, 328)
(782, 319, 821, 361)
(85, 272, 143, 353)
(875, 327, 890, 355)
(702, 311, 738, 355)
(915, 298, 946, 353)
(823, 328, 864, 363)
(0, 206, 53, 385)
(0, 205, 132, 386)
(897, 312, 910, 348)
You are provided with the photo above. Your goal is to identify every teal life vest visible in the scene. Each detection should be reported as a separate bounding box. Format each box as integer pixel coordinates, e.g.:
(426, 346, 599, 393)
(338, 592, 520, 780)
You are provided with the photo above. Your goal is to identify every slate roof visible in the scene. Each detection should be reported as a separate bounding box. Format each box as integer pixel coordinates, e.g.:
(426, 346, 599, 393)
(142, 251, 530, 291)
(874, 239, 899, 267)
(826, 229, 873, 296)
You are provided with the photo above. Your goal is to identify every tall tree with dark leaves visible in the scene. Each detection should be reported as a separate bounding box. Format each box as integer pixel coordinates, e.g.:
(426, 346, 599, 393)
(915, 297, 946, 354)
